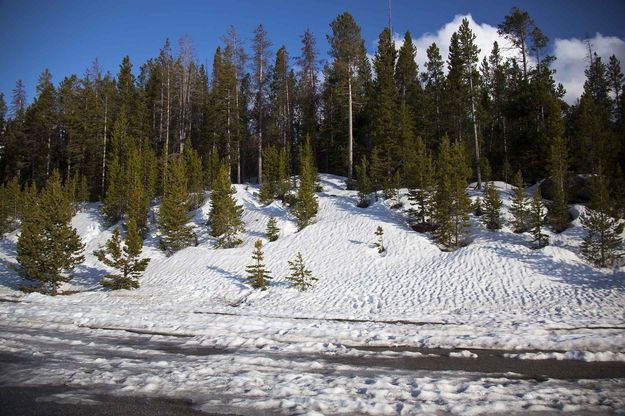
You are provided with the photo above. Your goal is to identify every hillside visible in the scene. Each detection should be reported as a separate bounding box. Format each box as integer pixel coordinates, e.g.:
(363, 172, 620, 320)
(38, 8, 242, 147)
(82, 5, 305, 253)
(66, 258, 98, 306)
(1, 175, 625, 414)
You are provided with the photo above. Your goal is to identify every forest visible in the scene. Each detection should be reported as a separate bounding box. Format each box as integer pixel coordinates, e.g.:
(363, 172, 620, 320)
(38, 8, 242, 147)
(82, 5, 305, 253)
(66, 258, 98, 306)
(0, 7, 624, 293)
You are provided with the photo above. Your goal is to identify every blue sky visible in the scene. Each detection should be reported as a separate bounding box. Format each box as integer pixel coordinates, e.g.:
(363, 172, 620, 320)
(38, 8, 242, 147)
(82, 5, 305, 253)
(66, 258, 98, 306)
(1, 0, 624, 106)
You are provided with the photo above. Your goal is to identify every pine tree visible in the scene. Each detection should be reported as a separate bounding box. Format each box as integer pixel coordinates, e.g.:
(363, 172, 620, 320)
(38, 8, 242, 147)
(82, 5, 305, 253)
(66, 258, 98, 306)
(473, 196, 484, 217)
(482, 182, 503, 230)
(94, 218, 150, 289)
(0, 184, 10, 237)
(159, 156, 196, 254)
(530, 185, 549, 249)
(355, 155, 372, 207)
(432, 136, 471, 250)
(246, 239, 272, 290)
(286, 252, 317, 291)
(510, 170, 529, 233)
(294, 139, 318, 229)
(407, 137, 434, 230)
(103, 154, 125, 224)
(266, 216, 279, 242)
(327, 12, 369, 187)
(184, 141, 205, 210)
(374, 226, 385, 253)
(259, 144, 280, 205)
(209, 162, 244, 248)
(580, 165, 624, 267)
(16, 170, 85, 295)
(547, 136, 570, 233)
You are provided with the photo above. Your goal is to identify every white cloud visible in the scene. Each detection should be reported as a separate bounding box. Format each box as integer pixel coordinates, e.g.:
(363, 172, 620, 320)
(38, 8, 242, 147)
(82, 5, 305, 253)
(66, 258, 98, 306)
(407, 14, 518, 73)
(388, 14, 625, 104)
(552, 33, 625, 104)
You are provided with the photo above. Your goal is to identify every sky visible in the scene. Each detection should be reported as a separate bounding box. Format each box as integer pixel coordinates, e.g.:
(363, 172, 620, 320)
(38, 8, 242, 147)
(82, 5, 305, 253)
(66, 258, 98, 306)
(1, 0, 625, 107)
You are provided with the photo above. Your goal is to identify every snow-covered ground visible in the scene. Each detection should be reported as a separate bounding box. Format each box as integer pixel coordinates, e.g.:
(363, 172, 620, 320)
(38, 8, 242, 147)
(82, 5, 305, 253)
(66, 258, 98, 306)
(1, 174, 624, 414)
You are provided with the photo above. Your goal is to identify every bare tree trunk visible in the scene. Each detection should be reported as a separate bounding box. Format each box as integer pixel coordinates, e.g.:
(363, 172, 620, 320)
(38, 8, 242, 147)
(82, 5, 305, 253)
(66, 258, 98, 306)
(258, 51, 264, 185)
(469, 68, 482, 189)
(165, 64, 170, 169)
(101, 97, 108, 198)
(46, 135, 51, 178)
(347, 76, 353, 187)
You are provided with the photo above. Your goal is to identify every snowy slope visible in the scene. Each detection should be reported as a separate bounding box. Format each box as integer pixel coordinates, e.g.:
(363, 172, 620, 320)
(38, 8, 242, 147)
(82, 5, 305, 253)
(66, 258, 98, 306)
(2, 175, 625, 414)
(1, 174, 624, 349)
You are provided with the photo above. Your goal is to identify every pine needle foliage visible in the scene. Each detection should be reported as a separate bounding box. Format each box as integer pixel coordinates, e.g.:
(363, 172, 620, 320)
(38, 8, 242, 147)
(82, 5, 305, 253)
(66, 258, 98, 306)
(510, 170, 529, 233)
(94, 218, 150, 290)
(286, 252, 317, 291)
(355, 155, 373, 208)
(266, 216, 279, 242)
(16, 170, 85, 295)
(374, 226, 385, 253)
(294, 139, 318, 229)
(209, 162, 244, 248)
(246, 239, 272, 290)
(482, 182, 503, 230)
(530, 185, 549, 249)
(159, 155, 197, 254)
(580, 165, 624, 267)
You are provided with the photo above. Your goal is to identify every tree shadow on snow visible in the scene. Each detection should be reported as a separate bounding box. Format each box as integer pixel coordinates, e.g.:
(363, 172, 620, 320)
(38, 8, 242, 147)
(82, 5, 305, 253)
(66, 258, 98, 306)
(71, 264, 108, 290)
(330, 192, 413, 231)
(493, 244, 625, 291)
(206, 265, 249, 291)
(0, 257, 21, 290)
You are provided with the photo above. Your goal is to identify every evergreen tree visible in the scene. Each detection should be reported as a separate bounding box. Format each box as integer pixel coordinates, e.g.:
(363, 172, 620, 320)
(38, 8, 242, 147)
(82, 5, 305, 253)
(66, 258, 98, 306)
(530, 185, 549, 249)
(355, 155, 372, 207)
(16, 170, 85, 295)
(246, 239, 272, 290)
(286, 252, 317, 291)
(547, 136, 570, 233)
(209, 162, 244, 248)
(159, 156, 196, 254)
(327, 12, 369, 187)
(580, 165, 624, 267)
(482, 182, 502, 230)
(94, 219, 150, 290)
(432, 136, 471, 250)
(0, 184, 10, 237)
(183, 141, 205, 210)
(259, 144, 280, 205)
(407, 137, 434, 228)
(371, 28, 399, 189)
(266, 216, 279, 242)
(294, 139, 318, 229)
(374, 226, 385, 253)
(473, 196, 484, 217)
(510, 170, 530, 233)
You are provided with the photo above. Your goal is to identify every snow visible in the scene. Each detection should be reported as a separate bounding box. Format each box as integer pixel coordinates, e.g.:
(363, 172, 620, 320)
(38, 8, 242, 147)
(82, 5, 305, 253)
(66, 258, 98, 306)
(1, 174, 624, 414)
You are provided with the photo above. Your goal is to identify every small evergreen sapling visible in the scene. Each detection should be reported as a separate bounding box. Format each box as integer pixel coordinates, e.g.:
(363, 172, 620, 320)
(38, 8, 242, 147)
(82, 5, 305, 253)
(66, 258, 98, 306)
(482, 182, 502, 230)
(294, 139, 318, 229)
(246, 239, 272, 290)
(510, 170, 529, 233)
(355, 155, 372, 208)
(374, 226, 385, 253)
(94, 219, 150, 290)
(266, 216, 279, 242)
(530, 185, 549, 249)
(580, 166, 624, 267)
(286, 252, 317, 291)
(472, 196, 484, 216)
